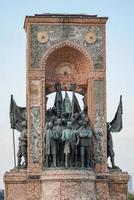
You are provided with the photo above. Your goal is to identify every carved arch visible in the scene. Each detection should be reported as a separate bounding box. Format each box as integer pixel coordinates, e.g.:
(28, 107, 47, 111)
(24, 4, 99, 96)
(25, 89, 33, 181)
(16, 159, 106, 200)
(41, 40, 93, 70)
(41, 40, 94, 92)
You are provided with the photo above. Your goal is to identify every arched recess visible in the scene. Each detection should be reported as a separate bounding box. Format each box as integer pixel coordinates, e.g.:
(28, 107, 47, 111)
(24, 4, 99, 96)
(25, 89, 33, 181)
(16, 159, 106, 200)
(41, 40, 94, 94)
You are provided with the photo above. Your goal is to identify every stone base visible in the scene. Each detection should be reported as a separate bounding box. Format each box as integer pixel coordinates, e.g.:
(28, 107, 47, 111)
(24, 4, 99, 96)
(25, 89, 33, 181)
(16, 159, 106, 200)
(109, 170, 128, 200)
(41, 169, 96, 200)
(4, 169, 128, 200)
(4, 170, 27, 200)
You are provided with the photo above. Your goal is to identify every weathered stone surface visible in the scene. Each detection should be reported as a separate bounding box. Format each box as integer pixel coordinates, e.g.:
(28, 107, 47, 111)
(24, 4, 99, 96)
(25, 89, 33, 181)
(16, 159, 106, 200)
(41, 170, 96, 200)
(30, 24, 103, 69)
(4, 170, 128, 200)
(30, 80, 41, 106)
(94, 110, 105, 164)
(109, 171, 128, 200)
(30, 107, 41, 163)
(4, 170, 27, 200)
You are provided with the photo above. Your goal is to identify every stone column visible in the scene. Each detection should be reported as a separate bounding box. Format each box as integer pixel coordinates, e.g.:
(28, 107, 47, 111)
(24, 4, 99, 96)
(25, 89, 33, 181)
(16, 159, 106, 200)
(93, 79, 107, 172)
(27, 80, 43, 173)
(87, 78, 94, 127)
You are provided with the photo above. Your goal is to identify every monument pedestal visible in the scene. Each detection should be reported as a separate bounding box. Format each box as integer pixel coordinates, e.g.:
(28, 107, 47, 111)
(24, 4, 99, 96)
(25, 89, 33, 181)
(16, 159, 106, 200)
(41, 169, 96, 200)
(4, 169, 128, 200)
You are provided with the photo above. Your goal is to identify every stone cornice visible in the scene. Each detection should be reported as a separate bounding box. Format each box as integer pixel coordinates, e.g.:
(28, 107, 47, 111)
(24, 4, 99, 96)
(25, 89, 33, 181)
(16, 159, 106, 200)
(24, 15, 108, 31)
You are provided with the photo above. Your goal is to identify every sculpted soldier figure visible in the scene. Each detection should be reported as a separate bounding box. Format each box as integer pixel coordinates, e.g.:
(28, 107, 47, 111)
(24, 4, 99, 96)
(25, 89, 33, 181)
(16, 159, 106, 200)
(17, 120, 27, 168)
(44, 123, 51, 167)
(45, 121, 58, 168)
(61, 121, 73, 168)
(50, 122, 58, 167)
(53, 118, 64, 165)
(54, 80, 63, 116)
(78, 121, 94, 168)
(71, 116, 80, 166)
(107, 123, 117, 168)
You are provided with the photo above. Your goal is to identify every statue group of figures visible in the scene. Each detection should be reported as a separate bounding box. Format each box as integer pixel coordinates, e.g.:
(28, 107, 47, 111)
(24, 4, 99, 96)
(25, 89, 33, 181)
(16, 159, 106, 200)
(45, 112, 95, 168)
(10, 82, 122, 170)
(45, 81, 96, 168)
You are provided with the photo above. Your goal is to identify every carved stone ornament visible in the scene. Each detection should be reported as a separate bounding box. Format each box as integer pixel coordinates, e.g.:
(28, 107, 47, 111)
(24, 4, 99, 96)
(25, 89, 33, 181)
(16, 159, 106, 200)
(94, 110, 105, 163)
(85, 32, 97, 44)
(37, 32, 49, 43)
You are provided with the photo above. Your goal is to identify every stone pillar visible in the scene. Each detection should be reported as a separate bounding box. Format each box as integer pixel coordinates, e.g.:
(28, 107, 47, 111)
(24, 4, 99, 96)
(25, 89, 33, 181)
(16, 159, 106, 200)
(94, 79, 107, 173)
(87, 78, 94, 126)
(26, 23, 45, 198)
(4, 171, 27, 200)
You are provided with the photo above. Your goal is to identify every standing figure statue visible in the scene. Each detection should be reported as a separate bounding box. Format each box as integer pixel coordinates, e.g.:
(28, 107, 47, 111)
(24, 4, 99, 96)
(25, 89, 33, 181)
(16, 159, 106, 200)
(107, 95, 123, 169)
(61, 121, 73, 168)
(50, 122, 58, 167)
(54, 80, 63, 116)
(78, 121, 93, 168)
(53, 118, 64, 165)
(107, 123, 118, 169)
(45, 122, 58, 168)
(44, 122, 51, 167)
(17, 120, 27, 168)
(71, 116, 80, 166)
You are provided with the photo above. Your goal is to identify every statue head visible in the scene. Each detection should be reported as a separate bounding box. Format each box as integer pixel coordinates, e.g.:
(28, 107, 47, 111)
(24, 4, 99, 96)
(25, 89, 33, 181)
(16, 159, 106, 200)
(51, 116, 56, 124)
(67, 121, 72, 129)
(83, 121, 88, 128)
(57, 118, 62, 125)
(49, 122, 53, 129)
(57, 111, 61, 118)
(74, 112, 79, 119)
(71, 117, 75, 123)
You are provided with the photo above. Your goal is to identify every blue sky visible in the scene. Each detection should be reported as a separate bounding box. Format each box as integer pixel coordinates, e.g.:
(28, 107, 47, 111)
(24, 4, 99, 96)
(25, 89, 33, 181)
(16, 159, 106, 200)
(0, 0, 134, 189)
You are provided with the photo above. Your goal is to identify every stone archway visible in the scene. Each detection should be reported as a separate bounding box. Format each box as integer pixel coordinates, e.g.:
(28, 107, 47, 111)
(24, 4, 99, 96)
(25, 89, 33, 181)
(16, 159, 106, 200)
(41, 40, 94, 94)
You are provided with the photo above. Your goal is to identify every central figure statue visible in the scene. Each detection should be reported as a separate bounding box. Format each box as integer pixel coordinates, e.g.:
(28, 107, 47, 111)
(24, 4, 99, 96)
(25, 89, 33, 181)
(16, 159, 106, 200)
(61, 121, 74, 168)
(54, 80, 63, 116)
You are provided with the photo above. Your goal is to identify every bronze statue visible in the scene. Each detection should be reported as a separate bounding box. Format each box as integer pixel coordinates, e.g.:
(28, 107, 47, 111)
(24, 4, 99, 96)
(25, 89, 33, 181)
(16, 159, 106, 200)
(107, 123, 118, 169)
(50, 122, 58, 167)
(44, 122, 51, 167)
(44, 81, 96, 169)
(53, 118, 64, 165)
(61, 121, 73, 168)
(78, 121, 93, 168)
(107, 95, 123, 169)
(17, 120, 27, 168)
(71, 116, 80, 166)
(54, 80, 63, 116)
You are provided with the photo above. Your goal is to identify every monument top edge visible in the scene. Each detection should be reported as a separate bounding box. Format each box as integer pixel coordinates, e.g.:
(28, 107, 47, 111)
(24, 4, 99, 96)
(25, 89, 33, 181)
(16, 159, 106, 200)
(24, 13, 108, 30)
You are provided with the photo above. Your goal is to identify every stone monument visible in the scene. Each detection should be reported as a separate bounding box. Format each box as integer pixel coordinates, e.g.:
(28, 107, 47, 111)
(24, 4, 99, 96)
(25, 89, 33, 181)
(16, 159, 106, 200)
(4, 14, 128, 200)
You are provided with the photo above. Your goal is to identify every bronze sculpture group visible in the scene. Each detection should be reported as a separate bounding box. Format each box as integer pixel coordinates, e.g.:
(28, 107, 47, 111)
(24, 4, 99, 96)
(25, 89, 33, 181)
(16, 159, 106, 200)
(44, 81, 95, 168)
(45, 112, 94, 168)
(10, 81, 122, 170)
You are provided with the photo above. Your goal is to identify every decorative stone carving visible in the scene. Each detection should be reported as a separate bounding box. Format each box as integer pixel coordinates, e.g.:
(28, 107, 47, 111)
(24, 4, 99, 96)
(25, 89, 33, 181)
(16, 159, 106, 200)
(30, 107, 41, 163)
(94, 110, 105, 163)
(85, 32, 97, 44)
(30, 25, 103, 69)
(37, 32, 49, 43)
